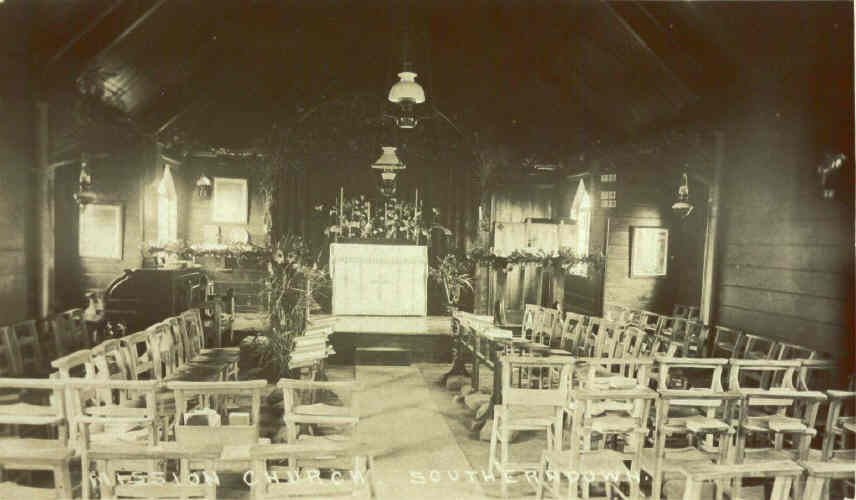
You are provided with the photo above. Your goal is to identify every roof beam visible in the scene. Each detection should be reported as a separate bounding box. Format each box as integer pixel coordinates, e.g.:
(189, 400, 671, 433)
(42, 0, 127, 71)
(90, 0, 169, 63)
(598, 0, 695, 105)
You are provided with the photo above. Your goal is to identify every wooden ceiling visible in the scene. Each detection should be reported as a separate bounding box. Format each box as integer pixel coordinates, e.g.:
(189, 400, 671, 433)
(15, 0, 853, 154)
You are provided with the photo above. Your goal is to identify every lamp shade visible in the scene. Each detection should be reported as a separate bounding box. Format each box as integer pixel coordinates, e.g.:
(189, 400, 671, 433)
(371, 147, 406, 171)
(388, 71, 425, 104)
(196, 173, 212, 187)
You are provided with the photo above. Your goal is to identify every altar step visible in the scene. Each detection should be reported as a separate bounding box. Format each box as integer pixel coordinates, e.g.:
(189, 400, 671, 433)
(329, 330, 451, 365)
(355, 347, 412, 366)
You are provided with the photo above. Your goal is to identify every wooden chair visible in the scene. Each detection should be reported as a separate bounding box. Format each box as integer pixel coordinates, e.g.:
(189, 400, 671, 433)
(180, 309, 240, 381)
(709, 326, 743, 358)
(613, 325, 646, 361)
(640, 357, 740, 500)
(538, 308, 562, 347)
(687, 306, 700, 321)
(773, 341, 818, 362)
(0, 327, 20, 379)
(591, 320, 622, 360)
(88, 339, 135, 405)
(56, 308, 91, 353)
(167, 380, 267, 473)
(576, 317, 606, 358)
(489, 356, 573, 495)
(67, 378, 162, 499)
(672, 304, 690, 319)
(574, 357, 655, 392)
(278, 379, 360, 445)
(734, 332, 777, 361)
(8, 320, 47, 376)
(682, 321, 710, 358)
(250, 441, 377, 499)
(86, 444, 218, 500)
(678, 460, 804, 500)
(51, 348, 93, 446)
(558, 313, 586, 356)
(120, 331, 155, 381)
(0, 378, 74, 500)
(801, 389, 856, 500)
(537, 385, 657, 500)
(522, 304, 541, 341)
(36, 317, 61, 369)
(636, 310, 661, 336)
(729, 359, 827, 499)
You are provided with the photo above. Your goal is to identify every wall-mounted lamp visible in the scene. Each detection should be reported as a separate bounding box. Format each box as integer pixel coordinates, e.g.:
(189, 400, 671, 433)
(73, 153, 97, 206)
(671, 172, 693, 218)
(817, 153, 847, 199)
(196, 173, 212, 199)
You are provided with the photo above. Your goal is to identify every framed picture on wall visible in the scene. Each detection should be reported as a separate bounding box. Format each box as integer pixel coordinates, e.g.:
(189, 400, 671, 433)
(630, 226, 669, 278)
(212, 177, 248, 224)
(79, 203, 123, 260)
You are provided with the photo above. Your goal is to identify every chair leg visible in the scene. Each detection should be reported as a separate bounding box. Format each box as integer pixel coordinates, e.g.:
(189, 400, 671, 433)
(536, 454, 546, 500)
(802, 476, 826, 500)
(81, 456, 91, 500)
(488, 416, 499, 476)
(769, 476, 792, 500)
(55, 462, 73, 500)
(682, 478, 704, 500)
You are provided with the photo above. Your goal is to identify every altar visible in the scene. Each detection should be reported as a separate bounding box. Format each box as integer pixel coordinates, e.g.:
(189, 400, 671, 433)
(330, 243, 428, 316)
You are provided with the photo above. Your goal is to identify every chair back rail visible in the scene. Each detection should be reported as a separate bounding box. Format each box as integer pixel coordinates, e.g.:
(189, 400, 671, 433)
(9, 320, 45, 375)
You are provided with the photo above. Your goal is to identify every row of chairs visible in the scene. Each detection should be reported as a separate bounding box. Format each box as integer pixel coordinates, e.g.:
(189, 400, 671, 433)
(605, 302, 829, 363)
(0, 308, 90, 378)
(0, 376, 373, 499)
(487, 354, 853, 499)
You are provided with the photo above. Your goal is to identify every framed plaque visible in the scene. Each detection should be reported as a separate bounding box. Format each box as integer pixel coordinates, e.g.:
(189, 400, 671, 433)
(630, 226, 669, 278)
(79, 203, 123, 259)
(212, 177, 248, 224)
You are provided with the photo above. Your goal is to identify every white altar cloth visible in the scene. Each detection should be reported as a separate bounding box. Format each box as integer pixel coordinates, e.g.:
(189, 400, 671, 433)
(330, 243, 428, 316)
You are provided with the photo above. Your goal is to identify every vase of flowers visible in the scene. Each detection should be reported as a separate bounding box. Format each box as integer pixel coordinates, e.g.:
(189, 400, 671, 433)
(317, 195, 436, 244)
(246, 234, 331, 382)
(429, 254, 473, 314)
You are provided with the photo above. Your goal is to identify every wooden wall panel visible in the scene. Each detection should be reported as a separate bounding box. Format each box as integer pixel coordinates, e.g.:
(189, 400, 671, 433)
(55, 146, 149, 310)
(180, 158, 268, 246)
(720, 264, 849, 300)
(713, 90, 854, 361)
(0, 98, 35, 324)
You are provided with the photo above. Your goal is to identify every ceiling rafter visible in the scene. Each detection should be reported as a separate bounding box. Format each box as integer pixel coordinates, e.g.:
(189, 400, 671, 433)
(597, 0, 695, 109)
(89, 0, 169, 64)
(42, 0, 128, 72)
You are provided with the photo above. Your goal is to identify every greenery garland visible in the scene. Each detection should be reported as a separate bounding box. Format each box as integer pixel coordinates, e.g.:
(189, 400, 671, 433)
(466, 246, 604, 275)
(141, 241, 271, 265)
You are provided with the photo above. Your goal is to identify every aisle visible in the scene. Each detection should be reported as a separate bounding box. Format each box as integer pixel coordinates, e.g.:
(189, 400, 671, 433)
(355, 365, 488, 500)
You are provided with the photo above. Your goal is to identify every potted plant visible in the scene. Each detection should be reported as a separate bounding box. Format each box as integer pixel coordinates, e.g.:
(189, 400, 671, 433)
(245, 235, 331, 382)
(429, 254, 473, 314)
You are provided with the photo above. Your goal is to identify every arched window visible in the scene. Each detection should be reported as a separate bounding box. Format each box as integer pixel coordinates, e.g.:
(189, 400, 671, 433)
(570, 179, 591, 276)
(157, 165, 177, 243)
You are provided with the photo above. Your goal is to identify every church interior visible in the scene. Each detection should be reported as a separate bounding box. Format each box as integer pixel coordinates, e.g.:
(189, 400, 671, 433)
(0, 1, 853, 499)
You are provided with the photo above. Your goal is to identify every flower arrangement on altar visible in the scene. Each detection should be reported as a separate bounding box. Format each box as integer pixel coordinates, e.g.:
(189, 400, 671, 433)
(466, 245, 605, 276)
(316, 192, 439, 243)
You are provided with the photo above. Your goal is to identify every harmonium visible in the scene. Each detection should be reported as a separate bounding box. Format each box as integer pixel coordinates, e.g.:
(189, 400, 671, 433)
(104, 266, 210, 333)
